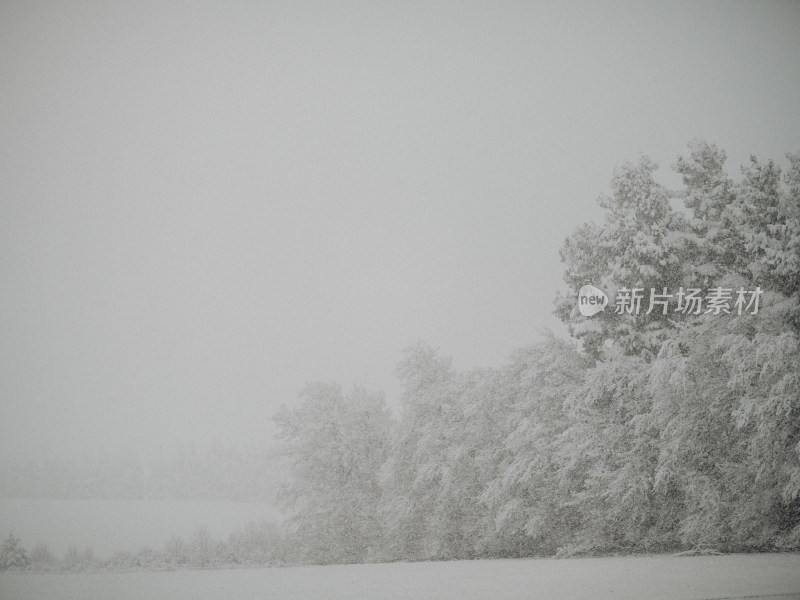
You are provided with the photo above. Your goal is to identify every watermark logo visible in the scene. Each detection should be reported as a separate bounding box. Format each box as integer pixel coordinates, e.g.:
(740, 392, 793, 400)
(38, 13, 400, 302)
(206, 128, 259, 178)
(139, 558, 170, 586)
(578, 284, 609, 316)
(577, 285, 763, 316)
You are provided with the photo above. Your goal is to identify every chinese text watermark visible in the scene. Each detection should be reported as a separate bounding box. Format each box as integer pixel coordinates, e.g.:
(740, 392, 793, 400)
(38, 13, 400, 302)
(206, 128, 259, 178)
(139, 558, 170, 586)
(578, 286, 762, 317)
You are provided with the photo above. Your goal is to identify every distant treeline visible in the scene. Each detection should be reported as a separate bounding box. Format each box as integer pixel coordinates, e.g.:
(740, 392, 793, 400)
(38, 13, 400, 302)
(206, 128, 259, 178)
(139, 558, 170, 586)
(0, 522, 288, 572)
(0, 444, 283, 503)
(273, 142, 800, 564)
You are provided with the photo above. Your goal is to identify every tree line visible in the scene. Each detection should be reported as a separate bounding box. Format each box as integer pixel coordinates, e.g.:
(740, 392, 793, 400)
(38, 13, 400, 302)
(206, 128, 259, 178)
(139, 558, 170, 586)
(273, 141, 800, 564)
(0, 522, 287, 572)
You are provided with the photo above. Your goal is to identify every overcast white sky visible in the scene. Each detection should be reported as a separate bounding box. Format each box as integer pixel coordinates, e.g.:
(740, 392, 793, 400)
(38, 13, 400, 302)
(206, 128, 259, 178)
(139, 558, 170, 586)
(2, 1, 799, 462)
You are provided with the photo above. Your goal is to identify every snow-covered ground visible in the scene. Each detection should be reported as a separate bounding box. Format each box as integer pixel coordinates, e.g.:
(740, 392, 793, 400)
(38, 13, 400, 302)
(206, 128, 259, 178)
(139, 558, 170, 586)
(2, 553, 799, 600)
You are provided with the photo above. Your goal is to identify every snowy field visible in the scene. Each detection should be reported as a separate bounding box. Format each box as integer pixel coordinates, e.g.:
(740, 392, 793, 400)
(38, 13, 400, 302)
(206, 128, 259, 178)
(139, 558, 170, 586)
(2, 554, 799, 600)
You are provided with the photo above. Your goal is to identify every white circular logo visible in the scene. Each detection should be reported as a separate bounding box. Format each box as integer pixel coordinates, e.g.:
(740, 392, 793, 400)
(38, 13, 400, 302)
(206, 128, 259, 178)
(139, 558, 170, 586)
(578, 285, 608, 316)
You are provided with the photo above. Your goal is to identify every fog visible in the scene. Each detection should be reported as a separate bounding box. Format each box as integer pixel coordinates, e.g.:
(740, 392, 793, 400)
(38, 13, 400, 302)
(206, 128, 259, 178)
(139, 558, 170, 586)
(3, 1, 798, 463)
(1, 1, 800, 578)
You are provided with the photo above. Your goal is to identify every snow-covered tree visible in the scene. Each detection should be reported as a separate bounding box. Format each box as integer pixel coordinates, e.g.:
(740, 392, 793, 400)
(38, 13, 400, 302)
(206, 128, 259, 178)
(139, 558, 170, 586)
(555, 157, 689, 359)
(0, 534, 30, 570)
(273, 383, 392, 563)
(480, 335, 587, 555)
